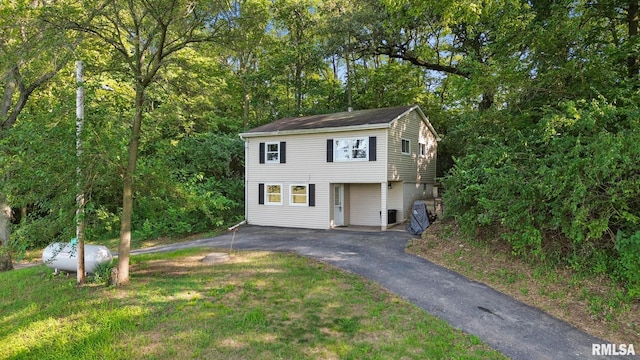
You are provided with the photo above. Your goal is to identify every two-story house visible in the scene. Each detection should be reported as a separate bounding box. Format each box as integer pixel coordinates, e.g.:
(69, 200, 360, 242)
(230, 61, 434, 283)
(239, 105, 440, 230)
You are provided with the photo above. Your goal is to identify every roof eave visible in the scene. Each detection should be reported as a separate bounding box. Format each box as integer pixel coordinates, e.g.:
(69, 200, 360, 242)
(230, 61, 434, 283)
(239, 122, 391, 138)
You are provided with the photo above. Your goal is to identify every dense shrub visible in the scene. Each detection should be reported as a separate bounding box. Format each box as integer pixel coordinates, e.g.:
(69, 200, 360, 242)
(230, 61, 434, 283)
(443, 97, 640, 297)
(614, 231, 640, 299)
(82, 132, 245, 241)
(5, 120, 245, 245)
(129, 132, 245, 239)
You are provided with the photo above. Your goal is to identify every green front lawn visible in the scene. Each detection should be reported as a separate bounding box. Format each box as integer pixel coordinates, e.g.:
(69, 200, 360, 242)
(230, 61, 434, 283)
(1, 248, 506, 359)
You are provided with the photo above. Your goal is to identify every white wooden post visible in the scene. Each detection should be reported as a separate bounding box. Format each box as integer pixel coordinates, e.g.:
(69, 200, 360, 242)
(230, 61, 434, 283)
(76, 61, 85, 284)
(381, 182, 388, 231)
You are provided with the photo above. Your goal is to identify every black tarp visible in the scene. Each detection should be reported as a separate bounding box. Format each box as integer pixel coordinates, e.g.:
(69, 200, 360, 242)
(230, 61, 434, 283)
(407, 201, 431, 235)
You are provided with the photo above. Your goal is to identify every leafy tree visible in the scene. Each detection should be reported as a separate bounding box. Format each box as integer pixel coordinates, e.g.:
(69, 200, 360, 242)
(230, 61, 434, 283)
(271, 0, 327, 115)
(440, 0, 640, 296)
(0, 0, 82, 271)
(65, 0, 233, 285)
(224, 0, 272, 126)
(336, 0, 532, 111)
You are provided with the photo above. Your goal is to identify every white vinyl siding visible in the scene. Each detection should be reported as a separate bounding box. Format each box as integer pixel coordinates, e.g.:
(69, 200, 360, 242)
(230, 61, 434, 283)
(247, 129, 387, 184)
(245, 129, 387, 229)
(388, 110, 437, 184)
(250, 182, 327, 229)
(244, 107, 438, 230)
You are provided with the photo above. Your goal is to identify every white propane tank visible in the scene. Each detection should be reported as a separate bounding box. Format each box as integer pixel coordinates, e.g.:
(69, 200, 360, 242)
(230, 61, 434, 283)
(42, 242, 113, 274)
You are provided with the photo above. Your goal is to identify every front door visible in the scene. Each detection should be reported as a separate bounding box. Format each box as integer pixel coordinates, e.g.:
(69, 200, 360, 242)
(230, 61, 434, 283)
(334, 184, 344, 226)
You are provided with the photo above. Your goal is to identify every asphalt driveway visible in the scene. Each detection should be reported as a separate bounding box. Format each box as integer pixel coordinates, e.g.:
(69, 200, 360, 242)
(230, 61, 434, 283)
(131, 225, 621, 360)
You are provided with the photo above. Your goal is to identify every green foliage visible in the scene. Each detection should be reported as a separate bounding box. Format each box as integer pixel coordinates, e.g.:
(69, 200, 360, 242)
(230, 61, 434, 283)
(130, 132, 245, 240)
(444, 95, 640, 295)
(614, 231, 640, 299)
(91, 259, 114, 286)
(0, 76, 78, 248)
(352, 62, 429, 109)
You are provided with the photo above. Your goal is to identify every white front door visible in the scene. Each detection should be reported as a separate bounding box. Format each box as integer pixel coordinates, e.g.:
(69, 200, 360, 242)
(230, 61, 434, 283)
(334, 184, 344, 226)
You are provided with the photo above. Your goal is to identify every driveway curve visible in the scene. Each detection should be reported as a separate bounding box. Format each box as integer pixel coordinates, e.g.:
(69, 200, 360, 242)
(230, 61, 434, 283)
(131, 225, 621, 360)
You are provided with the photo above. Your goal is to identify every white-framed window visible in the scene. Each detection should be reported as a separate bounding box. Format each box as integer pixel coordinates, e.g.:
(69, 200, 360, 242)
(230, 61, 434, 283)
(419, 143, 426, 156)
(266, 142, 280, 163)
(290, 184, 308, 206)
(265, 183, 282, 205)
(401, 138, 411, 154)
(335, 137, 368, 161)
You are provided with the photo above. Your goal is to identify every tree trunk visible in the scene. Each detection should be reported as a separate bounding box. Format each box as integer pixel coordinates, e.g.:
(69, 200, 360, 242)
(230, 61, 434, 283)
(0, 198, 13, 272)
(243, 86, 250, 127)
(116, 84, 145, 285)
(479, 92, 494, 111)
(295, 64, 302, 114)
(629, 0, 639, 80)
(346, 51, 352, 111)
(1, 69, 17, 119)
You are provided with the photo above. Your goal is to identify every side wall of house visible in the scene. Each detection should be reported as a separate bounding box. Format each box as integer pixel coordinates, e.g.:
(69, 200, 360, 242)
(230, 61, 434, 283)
(386, 181, 404, 223)
(245, 129, 388, 229)
(402, 182, 434, 220)
(387, 110, 438, 185)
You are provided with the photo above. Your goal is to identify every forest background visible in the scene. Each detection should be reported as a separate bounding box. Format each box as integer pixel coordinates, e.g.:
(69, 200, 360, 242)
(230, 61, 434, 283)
(0, 0, 639, 293)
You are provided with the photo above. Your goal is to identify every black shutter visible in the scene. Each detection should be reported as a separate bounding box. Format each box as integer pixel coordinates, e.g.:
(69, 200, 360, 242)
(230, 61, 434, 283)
(326, 139, 333, 162)
(309, 184, 315, 207)
(259, 142, 265, 164)
(280, 141, 286, 163)
(258, 183, 265, 204)
(369, 136, 377, 161)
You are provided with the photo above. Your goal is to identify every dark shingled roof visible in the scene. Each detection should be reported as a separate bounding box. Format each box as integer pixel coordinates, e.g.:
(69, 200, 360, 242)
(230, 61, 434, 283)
(244, 105, 415, 133)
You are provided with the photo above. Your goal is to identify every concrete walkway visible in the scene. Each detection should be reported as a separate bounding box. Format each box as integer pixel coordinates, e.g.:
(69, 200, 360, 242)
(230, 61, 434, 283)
(128, 225, 627, 360)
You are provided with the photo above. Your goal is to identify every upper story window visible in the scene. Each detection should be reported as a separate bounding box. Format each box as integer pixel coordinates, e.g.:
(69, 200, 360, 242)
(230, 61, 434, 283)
(419, 143, 426, 156)
(401, 138, 411, 154)
(259, 141, 286, 164)
(327, 137, 376, 162)
(335, 137, 368, 161)
(266, 142, 280, 163)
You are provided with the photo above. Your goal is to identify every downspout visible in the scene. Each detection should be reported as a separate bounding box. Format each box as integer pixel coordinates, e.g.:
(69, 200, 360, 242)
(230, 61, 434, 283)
(239, 134, 248, 223)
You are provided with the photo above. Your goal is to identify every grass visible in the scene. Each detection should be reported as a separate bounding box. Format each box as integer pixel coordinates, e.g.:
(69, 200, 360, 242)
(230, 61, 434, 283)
(1, 247, 506, 360)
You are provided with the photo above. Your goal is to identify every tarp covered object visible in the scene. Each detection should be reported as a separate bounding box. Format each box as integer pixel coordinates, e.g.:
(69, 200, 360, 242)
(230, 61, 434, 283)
(407, 201, 431, 235)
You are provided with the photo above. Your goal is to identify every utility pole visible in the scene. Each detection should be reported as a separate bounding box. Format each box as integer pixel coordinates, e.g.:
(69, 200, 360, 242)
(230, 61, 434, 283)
(76, 60, 86, 284)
